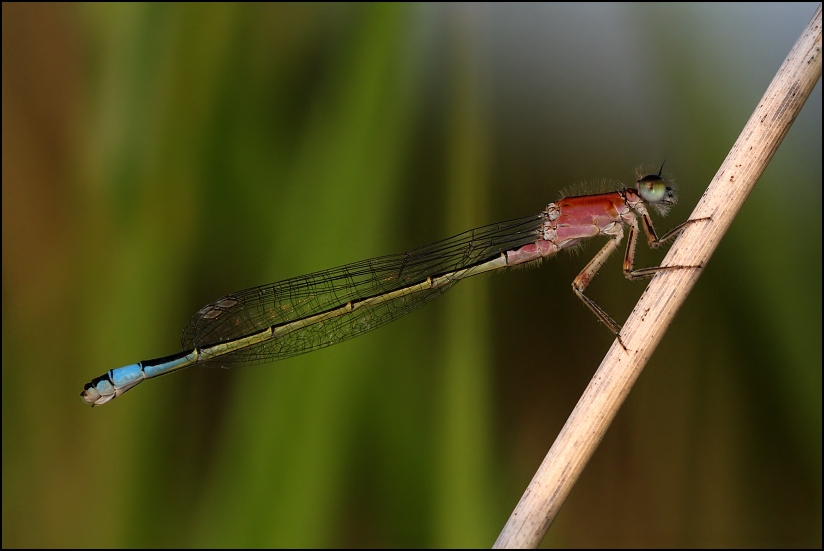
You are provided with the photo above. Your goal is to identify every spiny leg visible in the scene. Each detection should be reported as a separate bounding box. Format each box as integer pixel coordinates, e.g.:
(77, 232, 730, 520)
(623, 216, 710, 281)
(571, 236, 627, 348)
(571, 216, 711, 349)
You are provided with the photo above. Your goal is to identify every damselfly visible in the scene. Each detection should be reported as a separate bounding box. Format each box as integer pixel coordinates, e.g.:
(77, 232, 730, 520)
(81, 167, 703, 406)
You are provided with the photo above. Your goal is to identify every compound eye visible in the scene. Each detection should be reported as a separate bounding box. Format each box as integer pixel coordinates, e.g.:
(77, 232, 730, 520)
(637, 174, 671, 203)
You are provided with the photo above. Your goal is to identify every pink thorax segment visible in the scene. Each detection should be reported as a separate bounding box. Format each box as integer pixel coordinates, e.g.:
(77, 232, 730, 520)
(505, 191, 634, 267)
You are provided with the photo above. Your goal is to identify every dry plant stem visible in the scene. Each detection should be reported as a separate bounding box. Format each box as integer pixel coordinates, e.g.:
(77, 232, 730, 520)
(494, 6, 822, 549)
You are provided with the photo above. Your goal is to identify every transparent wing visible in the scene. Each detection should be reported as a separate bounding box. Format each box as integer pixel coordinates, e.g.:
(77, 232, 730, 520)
(181, 213, 546, 367)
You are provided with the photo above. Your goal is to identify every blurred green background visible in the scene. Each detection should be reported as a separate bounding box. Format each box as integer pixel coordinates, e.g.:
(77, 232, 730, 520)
(3, 3, 821, 547)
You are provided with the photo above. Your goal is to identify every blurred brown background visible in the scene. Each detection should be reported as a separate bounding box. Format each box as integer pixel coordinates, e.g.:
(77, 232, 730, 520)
(3, 3, 821, 547)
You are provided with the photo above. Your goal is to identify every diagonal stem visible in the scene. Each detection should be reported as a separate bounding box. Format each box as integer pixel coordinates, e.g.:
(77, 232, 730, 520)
(494, 5, 822, 548)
